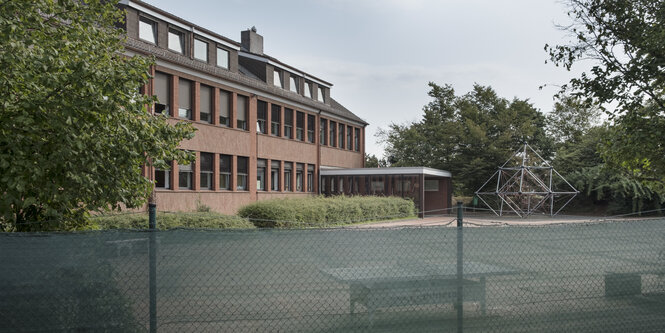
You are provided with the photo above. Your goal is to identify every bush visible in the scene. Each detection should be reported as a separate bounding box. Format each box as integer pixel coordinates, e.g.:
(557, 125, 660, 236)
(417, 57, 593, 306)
(238, 196, 416, 228)
(92, 211, 255, 230)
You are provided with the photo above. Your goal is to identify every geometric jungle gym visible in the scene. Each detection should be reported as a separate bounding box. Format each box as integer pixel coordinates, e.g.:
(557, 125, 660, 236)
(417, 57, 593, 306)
(475, 143, 579, 217)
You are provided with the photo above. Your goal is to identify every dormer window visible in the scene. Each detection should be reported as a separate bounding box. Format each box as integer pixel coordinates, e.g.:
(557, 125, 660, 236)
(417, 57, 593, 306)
(273, 70, 282, 88)
(216, 47, 229, 69)
(304, 82, 312, 98)
(317, 87, 325, 102)
(138, 17, 157, 44)
(194, 38, 208, 62)
(168, 29, 184, 54)
(289, 75, 299, 93)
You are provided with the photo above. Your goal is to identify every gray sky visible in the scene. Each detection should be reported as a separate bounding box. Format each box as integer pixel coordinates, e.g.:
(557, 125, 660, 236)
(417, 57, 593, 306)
(144, 0, 585, 157)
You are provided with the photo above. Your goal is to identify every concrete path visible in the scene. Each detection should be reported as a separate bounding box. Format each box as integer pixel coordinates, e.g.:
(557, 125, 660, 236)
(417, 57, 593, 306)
(349, 213, 663, 228)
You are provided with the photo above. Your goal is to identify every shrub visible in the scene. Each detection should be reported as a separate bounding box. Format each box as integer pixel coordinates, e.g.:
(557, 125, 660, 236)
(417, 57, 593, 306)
(238, 196, 416, 228)
(92, 211, 255, 230)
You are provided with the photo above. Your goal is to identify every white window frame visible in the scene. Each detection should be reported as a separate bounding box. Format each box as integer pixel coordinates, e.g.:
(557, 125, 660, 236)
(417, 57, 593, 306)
(194, 38, 208, 62)
(139, 17, 157, 44)
(216, 47, 229, 69)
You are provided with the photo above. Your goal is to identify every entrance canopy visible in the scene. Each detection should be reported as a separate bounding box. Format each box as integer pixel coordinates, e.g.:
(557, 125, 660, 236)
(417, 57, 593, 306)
(320, 167, 452, 217)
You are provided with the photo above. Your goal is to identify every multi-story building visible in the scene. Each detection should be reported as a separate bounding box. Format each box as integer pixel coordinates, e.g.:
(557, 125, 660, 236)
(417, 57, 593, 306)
(120, 0, 367, 214)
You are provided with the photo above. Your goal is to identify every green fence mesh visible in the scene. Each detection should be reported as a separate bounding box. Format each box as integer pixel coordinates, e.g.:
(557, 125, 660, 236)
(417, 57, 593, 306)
(1, 219, 664, 332)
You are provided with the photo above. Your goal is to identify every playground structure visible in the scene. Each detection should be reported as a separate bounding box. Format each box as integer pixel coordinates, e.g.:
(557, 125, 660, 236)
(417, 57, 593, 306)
(475, 144, 579, 217)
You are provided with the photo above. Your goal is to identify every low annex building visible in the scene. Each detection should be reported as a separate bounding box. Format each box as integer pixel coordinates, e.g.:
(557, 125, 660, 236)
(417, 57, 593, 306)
(321, 167, 453, 217)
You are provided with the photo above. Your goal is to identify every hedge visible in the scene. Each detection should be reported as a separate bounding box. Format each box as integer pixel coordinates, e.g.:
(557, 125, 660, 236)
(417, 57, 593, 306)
(92, 211, 255, 230)
(238, 196, 416, 228)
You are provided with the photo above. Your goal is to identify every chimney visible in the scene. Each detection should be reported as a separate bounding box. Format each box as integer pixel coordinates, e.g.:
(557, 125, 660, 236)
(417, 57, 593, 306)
(241, 26, 263, 55)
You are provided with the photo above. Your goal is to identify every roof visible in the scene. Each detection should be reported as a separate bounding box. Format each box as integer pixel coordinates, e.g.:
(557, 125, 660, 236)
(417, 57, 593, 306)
(320, 167, 452, 178)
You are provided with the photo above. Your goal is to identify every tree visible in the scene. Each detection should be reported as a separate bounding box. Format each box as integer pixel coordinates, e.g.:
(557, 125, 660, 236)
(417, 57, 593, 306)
(364, 154, 388, 168)
(546, 96, 600, 146)
(379, 83, 552, 195)
(546, 0, 665, 181)
(0, 0, 195, 231)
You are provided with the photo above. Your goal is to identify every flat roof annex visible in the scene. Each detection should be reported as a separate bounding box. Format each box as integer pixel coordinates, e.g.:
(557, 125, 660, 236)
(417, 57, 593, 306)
(320, 167, 452, 178)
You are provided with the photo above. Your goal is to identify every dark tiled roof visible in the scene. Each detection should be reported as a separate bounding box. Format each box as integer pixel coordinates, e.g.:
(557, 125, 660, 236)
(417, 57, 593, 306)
(126, 38, 367, 125)
(330, 98, 366, 125)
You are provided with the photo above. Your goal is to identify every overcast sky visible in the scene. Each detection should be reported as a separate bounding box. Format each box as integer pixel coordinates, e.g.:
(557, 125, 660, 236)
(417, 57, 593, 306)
(144, 0, 586, 157)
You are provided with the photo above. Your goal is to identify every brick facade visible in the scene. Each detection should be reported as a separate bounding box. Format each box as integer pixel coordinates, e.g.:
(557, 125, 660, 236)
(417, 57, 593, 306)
(122, 1, 366, 214)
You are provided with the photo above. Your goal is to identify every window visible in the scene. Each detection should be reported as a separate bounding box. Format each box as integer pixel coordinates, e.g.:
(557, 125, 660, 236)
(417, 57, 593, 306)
(320, 118, 327, 145)
(284, 162, 292, 191)
(200, 152, 213, 190)
(236, 95, 248, 130)
(257, 159, 266, 191)
(330, 121, 337, 147)
(289, 75, 299, 93)
(219, 154, 231, 190)
(139, 17, 157, 44)
(296, 163, 304, 192)
(219, 89, 230, 126)
(317, 86, 325, 102)
(216, 47, 229, 69)
(284, 108, 293, 138)
(425, 180, 439, 191)
(355, 128, 360, 151)
(296, 111, 304, 141)
(307, 165, 314, 192)
(154, 72, 169, 115)
(178, 78, 192, 120)
(338, 124, 345, 148)
(347, 126, 353, 150)
(199, 84, 212, 123)
(237, 156, 248, 190)
(321, 176, 327, 194)
(168, 29, 184, 54)
(307, 114, 315, 143)
(257, 100, 267, 134)
(155, 161, 171, 189)
(273, 70, 282, 88)
(194, 38, 208, 62)
(179, 161, 193, 190)
(271, 161, 280, 191)
(304, 82, 312, 98)
(271, 104, 281, 136)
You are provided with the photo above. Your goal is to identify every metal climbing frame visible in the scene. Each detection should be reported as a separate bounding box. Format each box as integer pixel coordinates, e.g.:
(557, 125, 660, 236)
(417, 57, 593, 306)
(475, 143, 579, 217)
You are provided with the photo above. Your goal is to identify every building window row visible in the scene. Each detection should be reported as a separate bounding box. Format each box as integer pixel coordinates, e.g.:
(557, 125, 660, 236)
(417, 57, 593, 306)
(273, 69, 326, 103)
(153, 71, 249, 130)
(138, 16, 230, 70)
(320, 117, 361, 152)
(256, 100, 318, 144)
(154, 153, 315, 192)
(152, 73, 360, 151)
(256, 160, 315, 193)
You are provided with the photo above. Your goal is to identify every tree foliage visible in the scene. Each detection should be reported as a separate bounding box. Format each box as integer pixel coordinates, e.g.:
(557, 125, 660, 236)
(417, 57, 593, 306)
(546, 96, 600, 146)
(364, 153, 388, 168)
(0, 0, 195, 231)
(379, 83, 552, 195)
(555, 125, 664, 214)
(546, 0, 665, 182)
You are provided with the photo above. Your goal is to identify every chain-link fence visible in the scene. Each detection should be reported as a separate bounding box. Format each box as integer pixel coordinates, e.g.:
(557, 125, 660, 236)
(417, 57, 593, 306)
(1, 214, 664, 332)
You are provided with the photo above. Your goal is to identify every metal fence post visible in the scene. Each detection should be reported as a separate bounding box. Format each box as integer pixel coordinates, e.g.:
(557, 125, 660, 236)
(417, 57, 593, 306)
(148, 203, 157, 333)
(456, 201, 463, 333)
